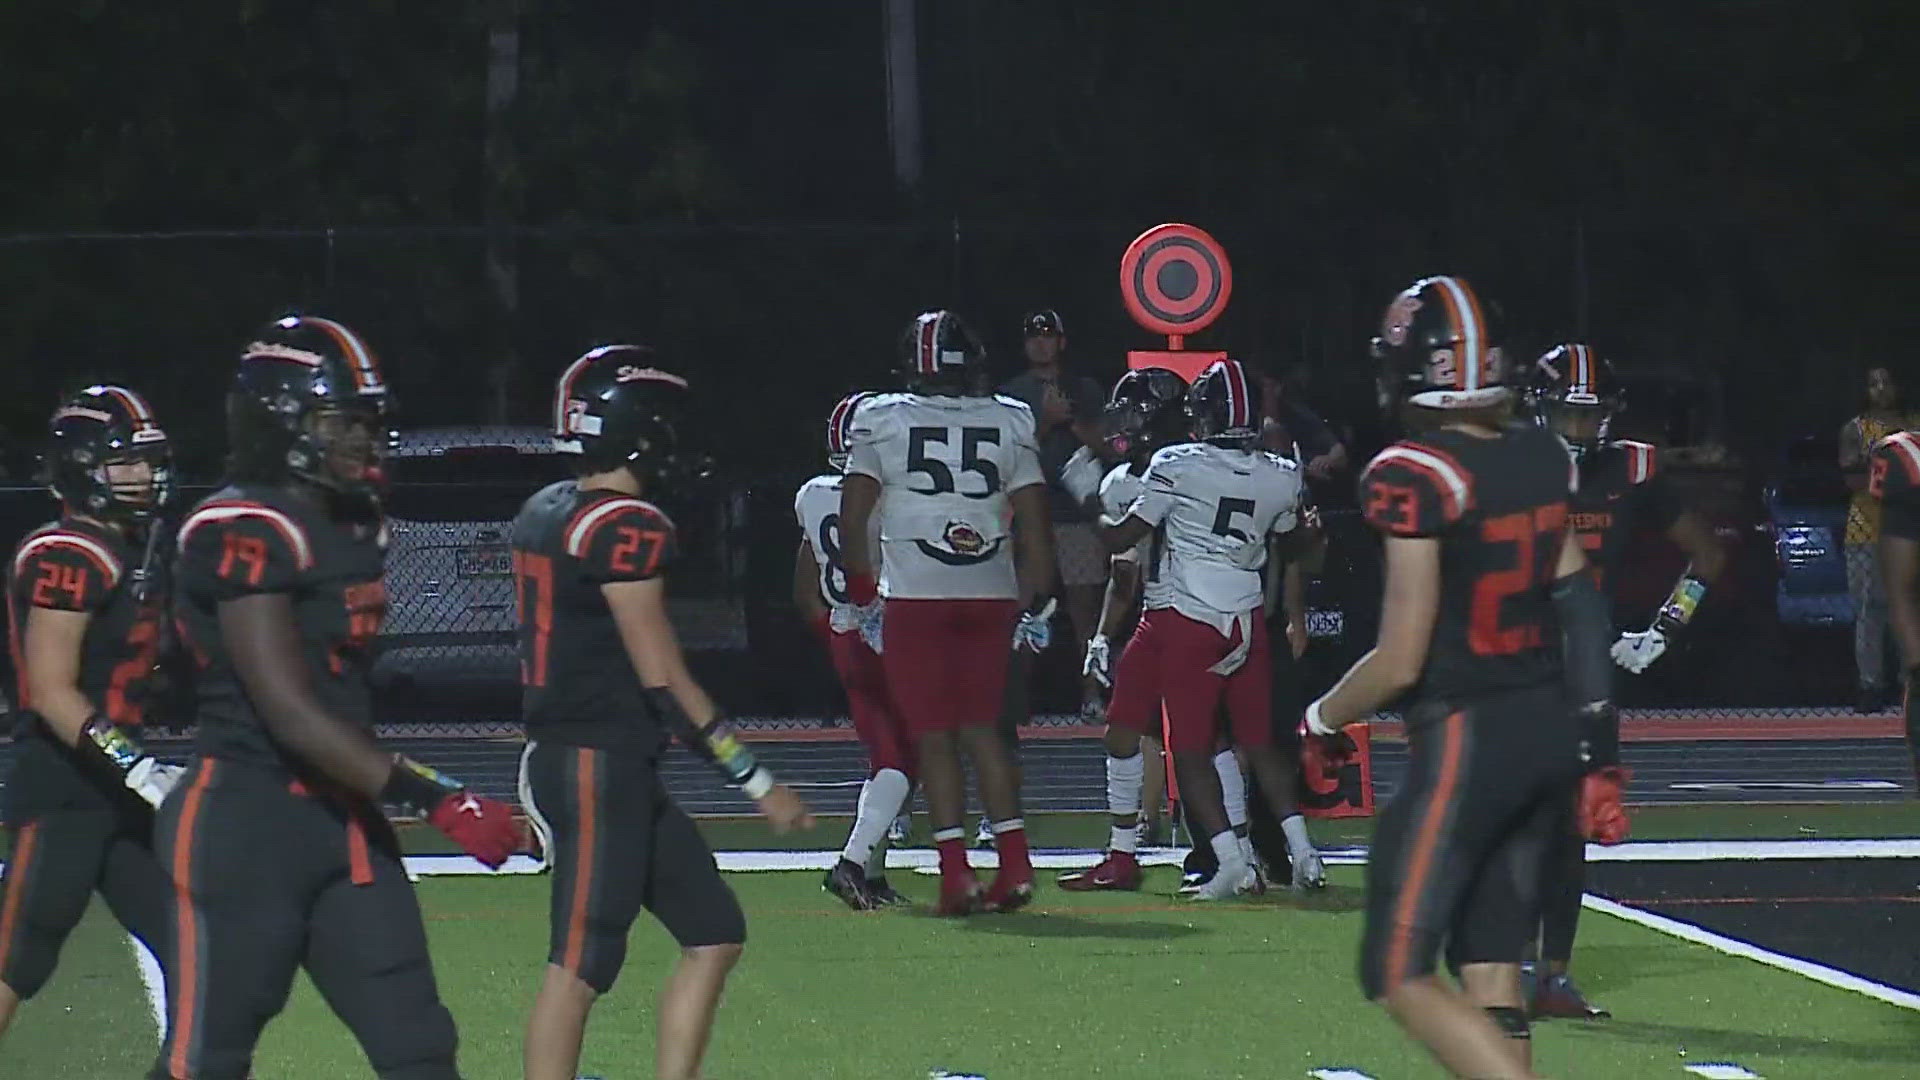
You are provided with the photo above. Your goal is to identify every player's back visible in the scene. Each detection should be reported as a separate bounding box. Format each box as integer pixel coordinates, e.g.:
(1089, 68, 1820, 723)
(845, 392, 1043, 600)
(793, 472, 882, 611)
(1135, 442, 1301, 623)
(511, 479, 677, 754)
(1361, 423, 1573, 709)
(174, 482, 387, 770)
(1568, 438, 1666, 588)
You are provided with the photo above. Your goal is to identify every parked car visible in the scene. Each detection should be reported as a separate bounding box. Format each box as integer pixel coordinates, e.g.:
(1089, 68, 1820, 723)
(374, 426, 567, 710)
(1765, 433, 1852, 627)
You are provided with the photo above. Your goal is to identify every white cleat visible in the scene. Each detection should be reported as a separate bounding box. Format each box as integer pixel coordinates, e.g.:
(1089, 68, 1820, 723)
(1189, 860, 1258, 901)
(887, 814, 911, 845)
(1291, 846, 1327, 890)
(973, 817, 995, 849)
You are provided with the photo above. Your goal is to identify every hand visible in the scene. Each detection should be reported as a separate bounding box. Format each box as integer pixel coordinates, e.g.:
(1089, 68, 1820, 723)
(1297, 716, 1353, 796)
(1578, 766, 1632, 845)
(125, 758, 185, 808)
(1286, 619, 1308, 660)
(756, 784, 815, 833)
(427, 791, 525, 869)
(1014, 597, 1057, 653)
(855, 600, 885, 655)
(1611, 628, 1668, 673)
(1082, 633, 1112, 686)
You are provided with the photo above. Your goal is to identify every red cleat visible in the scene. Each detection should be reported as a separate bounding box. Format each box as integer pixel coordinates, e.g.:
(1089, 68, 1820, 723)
(1056, 851, 1142, 892)
(981, 869, 1034, 913)
(936, 872, 984, 917)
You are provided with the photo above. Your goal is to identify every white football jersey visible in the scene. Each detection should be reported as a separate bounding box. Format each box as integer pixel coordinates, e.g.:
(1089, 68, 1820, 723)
(1123, 442, 1303, 632)
(845, 392, 1044, 599)
(793, 473, 882, 616)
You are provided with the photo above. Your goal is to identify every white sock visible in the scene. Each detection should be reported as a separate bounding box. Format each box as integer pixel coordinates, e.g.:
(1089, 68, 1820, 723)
(1214, 749, 1247, 829)
(1209, 829, 1247, 870)
(1107, 752, 1144, 854)
(842, 768, 912, 868)
(1281, 813, 1314, 858)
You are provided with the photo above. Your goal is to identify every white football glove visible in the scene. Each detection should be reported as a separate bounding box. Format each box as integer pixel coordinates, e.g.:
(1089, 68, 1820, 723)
(1610, 628, 1669, 674)
(1083, 633, 1112, 687)
(1013, 598, 1057, 653)
(855, 601, 885, 655)
(126, 758, 185, 809)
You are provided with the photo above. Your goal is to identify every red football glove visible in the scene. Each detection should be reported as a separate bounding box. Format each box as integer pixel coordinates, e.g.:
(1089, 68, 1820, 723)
(1578, 766, 1632, 845)
(846, 571, 878, 607)
(427, 791, 524, 869)
(1297, 718, 1353, 796)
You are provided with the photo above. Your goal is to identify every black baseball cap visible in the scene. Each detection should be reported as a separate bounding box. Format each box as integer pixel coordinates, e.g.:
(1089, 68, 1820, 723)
(1022, 309, 1066, 337)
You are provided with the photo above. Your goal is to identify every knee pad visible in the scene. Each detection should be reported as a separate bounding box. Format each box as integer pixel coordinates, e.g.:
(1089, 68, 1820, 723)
(1484, 1005, 1531, 1040)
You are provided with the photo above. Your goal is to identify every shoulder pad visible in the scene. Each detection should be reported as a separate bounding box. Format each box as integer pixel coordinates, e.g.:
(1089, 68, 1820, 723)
(1360, 441, 1474, 536)
(565, 496, 677, 581)
(11, 526, 125, 611)
(177, 498, 316, 593)
(1871, 431, 1920, 501)
(1610, 440, 1659, 485)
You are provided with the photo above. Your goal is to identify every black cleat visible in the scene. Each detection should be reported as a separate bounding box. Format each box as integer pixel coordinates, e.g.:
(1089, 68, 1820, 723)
(867, 875, 909, 907)
(823, 858, 883, 911)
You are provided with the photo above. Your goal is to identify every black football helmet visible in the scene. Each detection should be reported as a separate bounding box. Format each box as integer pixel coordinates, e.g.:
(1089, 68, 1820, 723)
(1371, 275, 1511, 412)
(1186, 358, 1259, 446)
(43, 385, 173, 523)
(227, 315, 392, 495)
(897, 310, 987, 394)
(825, 390, 875, 472)
(1530, 343, 1620, 455)
(1103, 367, 1190, 459)
(551, 343, 711, 488)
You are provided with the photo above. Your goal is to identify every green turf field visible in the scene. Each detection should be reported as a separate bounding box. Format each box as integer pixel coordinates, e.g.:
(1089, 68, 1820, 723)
(5, 804, 1918, 1078)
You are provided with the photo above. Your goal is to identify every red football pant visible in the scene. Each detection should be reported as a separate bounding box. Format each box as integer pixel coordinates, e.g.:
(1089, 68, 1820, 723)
(879, 598, 1019, 735)
(1107, 607, 1271, 754)
(828, 628, 912, 776)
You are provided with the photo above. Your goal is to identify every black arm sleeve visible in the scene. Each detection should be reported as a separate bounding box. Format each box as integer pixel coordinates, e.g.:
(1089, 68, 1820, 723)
(1552, 569, 1620, 767)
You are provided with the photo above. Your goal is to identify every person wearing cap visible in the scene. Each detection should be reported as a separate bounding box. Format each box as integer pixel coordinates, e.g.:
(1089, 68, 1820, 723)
(997, 310, 1113, 722)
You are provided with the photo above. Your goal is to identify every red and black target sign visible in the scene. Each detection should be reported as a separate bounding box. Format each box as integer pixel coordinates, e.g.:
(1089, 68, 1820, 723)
(1119, 223, 1233, 338)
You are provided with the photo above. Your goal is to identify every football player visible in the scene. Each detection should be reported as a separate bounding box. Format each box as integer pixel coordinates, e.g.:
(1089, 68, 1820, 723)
(1526, 344, 1727, 1019)
(153, 317, 522, 1080)
(1, 387, 180, 1043)
(1057, 366, 1189, 891)
(1309, 277, 1612, 1078)
(837, 310, 1055, 916)
(795, 390, 914, 909)
(516, 345, 812, 1080)
(1098, 359, 1318, 901)
(1870, 428, 1920, 791)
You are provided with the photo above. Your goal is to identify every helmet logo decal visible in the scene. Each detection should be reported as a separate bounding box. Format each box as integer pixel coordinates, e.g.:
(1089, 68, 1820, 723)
(562, 399, 602, 436)
(614, 365, 688, 387)
(244, 341, 326, 367)
(1427, 349, 1458, 387)
(53, 406, 114, 424)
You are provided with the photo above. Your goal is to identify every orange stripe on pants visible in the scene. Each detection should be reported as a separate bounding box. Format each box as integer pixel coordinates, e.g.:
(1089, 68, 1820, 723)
(0, 822, 41, 978)
(168, 761, 217, 1080)
(1383, 713, 1466, 990)
(562, 748, 598, 975)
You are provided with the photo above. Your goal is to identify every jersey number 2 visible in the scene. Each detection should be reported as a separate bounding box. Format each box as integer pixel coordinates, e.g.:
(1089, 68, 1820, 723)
(513, 550, 554, 687)
(1469, 505, 1568, 657)
(907, 426, 1001, 498)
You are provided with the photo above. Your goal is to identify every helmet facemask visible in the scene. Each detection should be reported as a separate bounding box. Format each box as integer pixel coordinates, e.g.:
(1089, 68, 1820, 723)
(296, 400, 390, 495)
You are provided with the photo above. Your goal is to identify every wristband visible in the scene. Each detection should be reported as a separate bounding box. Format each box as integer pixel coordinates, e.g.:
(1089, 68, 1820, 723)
(646, 687, 780, 794)
(1304, 699, 1338, 737)
(382, 755, 462, 813)
(1652, 572, 1709, 634)
(847, 571, 877, 606)
(82, 715, 147, 774)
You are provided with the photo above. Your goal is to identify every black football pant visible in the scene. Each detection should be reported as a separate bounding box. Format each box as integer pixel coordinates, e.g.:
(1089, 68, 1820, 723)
(148, 758, 459, 1080)
(1537, 794, 1586, 965)
(0, 799, 171, 1000)
(1358, 686, 1580, 999)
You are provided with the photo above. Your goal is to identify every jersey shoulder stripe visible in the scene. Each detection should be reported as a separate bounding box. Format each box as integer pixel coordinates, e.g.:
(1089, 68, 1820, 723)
(1611, 440, 1658, 485)
(1876, 431, 1920, 484)
(11, 528, 124, 587)
(564, 496, 672, 558)
(1366, 442, 1474, 520)
(178, 501, 315, 570)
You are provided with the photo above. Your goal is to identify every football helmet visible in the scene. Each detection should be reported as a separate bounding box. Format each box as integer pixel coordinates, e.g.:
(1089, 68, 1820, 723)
(825, 390, 874, 472)
(897, 310, 987, 394)
(1371, 275, 1511, 411)
(1103, 367, 1189, 459)
(551, 343, 711, 488)
(1186, 358, 1259, 446)
(227, 315, 391, 495)
(43, 385, 172, 522)
(1530, 343, 1620, 454)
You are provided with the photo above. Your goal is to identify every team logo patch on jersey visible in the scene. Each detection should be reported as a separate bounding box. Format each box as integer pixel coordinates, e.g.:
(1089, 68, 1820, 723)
(943, 520, 987, 556)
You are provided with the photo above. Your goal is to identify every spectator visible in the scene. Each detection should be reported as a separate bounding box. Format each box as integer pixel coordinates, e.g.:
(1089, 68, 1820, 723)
(1839, 366, 1918, 712)
(1255, 359, 1347, 481)
(997, 309, 1111, 717)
